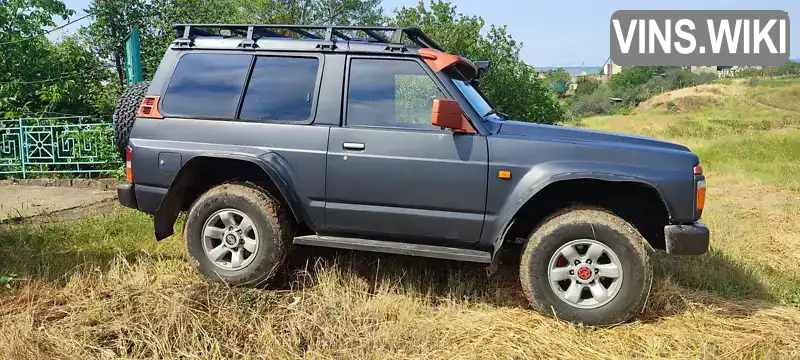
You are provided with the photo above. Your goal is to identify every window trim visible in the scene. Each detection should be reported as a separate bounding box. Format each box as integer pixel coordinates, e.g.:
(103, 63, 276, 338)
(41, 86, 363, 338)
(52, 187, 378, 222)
(343, 55, 454, 133)
(159, 51, 325, 125)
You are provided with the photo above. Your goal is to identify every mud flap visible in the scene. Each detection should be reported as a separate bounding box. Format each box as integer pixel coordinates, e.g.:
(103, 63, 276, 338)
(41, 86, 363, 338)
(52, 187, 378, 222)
(153, 182, 186, 240)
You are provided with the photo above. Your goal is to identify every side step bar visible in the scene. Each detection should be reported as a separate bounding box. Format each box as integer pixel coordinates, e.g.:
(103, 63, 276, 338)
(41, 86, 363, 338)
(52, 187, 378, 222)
(293, 235, 492, 264)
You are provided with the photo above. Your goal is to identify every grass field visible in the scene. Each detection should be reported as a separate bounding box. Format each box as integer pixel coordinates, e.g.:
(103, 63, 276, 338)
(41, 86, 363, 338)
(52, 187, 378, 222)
(1, 78, 799, 359)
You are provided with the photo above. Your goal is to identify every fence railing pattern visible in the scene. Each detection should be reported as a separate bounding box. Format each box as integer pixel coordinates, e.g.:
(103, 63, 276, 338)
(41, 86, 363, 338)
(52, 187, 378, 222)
(0, 117, 121, 178)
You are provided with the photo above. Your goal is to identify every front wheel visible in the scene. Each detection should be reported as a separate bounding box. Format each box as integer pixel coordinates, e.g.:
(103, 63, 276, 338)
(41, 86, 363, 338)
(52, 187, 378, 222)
(184, 183, 293, 287)
(520, 207, 652, 325)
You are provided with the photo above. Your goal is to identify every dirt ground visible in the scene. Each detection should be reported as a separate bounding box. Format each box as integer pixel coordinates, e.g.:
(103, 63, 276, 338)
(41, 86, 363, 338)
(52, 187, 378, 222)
(0, 184, 115, 221)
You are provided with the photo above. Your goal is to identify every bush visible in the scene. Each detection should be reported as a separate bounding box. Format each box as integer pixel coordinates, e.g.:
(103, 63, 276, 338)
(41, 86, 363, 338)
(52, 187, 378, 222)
(613, 85, 651, 107)
(571, 92, 610, 117)
(693, 72, 718, 85)
(611, 104, 632, 115)
(574, 78, 600, 97)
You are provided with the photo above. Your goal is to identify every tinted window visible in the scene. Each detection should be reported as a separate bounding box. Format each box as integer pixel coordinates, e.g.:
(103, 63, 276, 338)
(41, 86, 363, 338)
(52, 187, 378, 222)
(161, 54, 251, 118)
(347, 59, 445, 130)
(240, 56, 320, 122)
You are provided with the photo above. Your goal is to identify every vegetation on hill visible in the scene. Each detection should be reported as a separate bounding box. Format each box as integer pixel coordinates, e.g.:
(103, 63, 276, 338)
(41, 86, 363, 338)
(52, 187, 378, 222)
(1, 77, 799, 359)
(562, 63, 800, 119)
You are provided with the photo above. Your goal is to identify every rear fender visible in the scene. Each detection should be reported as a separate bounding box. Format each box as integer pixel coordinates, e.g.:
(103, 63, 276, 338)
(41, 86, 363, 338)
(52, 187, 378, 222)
(153, 151, 308, 240)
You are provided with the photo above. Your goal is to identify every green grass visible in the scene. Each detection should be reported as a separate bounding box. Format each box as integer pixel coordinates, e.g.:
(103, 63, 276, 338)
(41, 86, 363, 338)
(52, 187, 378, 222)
(0, 208, 181, 284)
(697, 131, 800, 191)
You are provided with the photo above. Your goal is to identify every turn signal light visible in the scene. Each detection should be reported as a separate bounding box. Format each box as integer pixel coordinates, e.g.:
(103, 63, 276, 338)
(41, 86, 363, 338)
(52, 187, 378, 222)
(696, 179, 706, 211)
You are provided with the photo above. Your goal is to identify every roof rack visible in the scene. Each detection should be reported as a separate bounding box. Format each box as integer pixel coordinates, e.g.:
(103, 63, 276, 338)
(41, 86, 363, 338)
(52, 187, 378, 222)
(171, 24, 443, 51)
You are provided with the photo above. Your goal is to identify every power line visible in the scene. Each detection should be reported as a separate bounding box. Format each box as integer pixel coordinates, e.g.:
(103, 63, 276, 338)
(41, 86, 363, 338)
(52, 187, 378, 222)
(0, 14, 91, 46)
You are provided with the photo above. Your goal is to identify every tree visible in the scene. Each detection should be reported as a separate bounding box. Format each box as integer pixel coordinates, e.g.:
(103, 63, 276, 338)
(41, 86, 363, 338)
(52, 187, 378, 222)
(311, 0, 385, 25)
(392, 0, 565, 124)
(543, 68, 571, 97)
(86, 0, 386, 83)
(85, 0, 152, 85)
(609, 66, 673, 91)
(574, 78, 600, 97)
(0, 0, 116, 117)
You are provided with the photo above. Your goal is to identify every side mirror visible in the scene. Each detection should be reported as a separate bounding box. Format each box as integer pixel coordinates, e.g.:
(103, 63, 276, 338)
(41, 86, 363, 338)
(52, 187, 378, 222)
(431, 98, 475, 133)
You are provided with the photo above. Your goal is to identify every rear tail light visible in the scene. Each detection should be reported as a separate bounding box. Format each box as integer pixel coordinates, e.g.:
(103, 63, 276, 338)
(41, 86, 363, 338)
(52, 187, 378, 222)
(125, 146, 133, 183)
(696, 179, 706, 211)
(693, 165, 703, 175)
(136, 96, 164, 119)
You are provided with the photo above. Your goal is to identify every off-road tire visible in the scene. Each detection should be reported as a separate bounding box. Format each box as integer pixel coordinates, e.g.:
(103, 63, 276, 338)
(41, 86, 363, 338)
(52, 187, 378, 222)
(185, 183, 293, 287)
(519, 207, 652, 325)
(112, 81, 149, 159)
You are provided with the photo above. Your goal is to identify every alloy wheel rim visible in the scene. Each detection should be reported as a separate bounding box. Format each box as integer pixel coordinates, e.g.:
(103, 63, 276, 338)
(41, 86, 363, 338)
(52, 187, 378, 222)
(547, 239, 624, 309)
(201, 208, 259, 271)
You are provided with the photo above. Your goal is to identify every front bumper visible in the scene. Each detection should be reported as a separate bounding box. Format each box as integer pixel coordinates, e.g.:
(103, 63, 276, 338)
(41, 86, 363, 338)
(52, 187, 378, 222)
(117, 183, 137, 209)
(664, 222, 709, 255)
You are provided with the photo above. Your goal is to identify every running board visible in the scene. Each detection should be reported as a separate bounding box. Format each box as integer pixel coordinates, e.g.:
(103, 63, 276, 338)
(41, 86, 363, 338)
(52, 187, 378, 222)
(292, 235, 492, 264)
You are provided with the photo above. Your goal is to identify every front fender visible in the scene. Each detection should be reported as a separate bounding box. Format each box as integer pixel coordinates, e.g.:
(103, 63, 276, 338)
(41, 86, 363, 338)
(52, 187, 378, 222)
(481, 160, 686, 250)
(153, 151, 310, 240)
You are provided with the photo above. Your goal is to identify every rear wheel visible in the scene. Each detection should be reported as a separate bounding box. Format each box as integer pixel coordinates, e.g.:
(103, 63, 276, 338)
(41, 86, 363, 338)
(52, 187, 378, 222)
(185, 183, 293, 286)
(520, 207, 652, 325)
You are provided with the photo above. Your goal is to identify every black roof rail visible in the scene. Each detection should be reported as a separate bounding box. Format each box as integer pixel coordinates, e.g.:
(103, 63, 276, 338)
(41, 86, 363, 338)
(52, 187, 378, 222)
(171, 24, 444, 51)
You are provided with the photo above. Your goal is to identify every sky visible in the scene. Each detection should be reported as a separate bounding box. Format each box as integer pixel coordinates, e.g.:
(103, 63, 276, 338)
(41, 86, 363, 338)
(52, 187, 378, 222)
(54, 0, 799, 67)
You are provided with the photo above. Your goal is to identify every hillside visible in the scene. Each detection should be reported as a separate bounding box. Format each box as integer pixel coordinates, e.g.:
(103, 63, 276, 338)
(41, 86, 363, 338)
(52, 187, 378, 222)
(1, 79, 799, 359)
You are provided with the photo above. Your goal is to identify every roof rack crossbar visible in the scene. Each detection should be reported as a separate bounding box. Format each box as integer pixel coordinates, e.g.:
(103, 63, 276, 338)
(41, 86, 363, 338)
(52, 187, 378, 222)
(171, 24, 444, 51)
(363, 29, 389, 43)
(330, 29, 351, 41)
(288, 28, 321, 39)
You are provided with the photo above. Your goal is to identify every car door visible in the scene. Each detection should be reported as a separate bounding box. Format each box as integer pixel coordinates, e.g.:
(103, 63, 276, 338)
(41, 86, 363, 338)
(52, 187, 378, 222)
(324, 56, 489, 244)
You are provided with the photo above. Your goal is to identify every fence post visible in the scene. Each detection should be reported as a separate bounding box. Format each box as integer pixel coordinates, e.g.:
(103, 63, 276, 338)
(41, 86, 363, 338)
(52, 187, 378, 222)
(17, 118, 27, 179)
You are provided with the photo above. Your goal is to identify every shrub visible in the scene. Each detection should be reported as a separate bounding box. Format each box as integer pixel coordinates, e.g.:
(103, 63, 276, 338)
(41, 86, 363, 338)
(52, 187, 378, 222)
(692, 72, 718, 85)
(574, 78, 600, 97)
(571, 92, 610, 117)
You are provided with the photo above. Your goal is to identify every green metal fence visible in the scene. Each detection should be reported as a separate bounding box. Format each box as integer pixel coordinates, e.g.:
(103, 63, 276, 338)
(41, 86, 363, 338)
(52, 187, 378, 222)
(0, 117, 120, 178)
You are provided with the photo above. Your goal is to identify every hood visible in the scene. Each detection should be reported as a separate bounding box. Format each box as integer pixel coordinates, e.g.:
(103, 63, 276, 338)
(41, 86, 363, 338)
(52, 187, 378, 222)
(493, 120, 691, 153)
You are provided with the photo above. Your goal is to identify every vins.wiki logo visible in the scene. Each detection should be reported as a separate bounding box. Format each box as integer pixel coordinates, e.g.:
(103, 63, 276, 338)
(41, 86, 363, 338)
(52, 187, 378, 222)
(610, 10, 790, 66)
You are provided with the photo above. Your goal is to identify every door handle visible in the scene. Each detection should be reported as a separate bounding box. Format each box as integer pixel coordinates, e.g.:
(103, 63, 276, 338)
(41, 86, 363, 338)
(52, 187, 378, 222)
(342, 142, 366, 151)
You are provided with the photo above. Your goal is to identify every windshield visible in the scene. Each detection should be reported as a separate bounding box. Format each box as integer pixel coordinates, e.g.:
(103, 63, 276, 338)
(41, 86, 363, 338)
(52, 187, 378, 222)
(452, 79, 503, 120)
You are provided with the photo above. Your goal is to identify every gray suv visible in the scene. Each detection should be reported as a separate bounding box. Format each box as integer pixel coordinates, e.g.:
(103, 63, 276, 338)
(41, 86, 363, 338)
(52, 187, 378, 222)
(114, 24, 709, 325)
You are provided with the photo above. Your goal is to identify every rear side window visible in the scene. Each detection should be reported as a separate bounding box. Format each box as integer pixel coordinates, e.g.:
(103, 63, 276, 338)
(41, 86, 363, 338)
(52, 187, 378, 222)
(239, 56, 320, 122)
(347, 58, 445, 130)
(160, 54, 251, 118)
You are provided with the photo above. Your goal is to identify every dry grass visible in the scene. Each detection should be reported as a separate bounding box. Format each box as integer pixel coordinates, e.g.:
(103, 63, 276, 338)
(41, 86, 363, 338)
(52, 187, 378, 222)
(0, 242, 799, 359)
(632, 84, 728, 114)
(1, 79, 800, 359)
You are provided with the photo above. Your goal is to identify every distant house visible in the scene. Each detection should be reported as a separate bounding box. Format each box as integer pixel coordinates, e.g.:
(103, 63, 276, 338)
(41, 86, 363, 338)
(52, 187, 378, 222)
(534, 68, 549, 79)
(601, 60, 623, 82)
(690, 65, 762, 77)
(577, 69, 602, 81)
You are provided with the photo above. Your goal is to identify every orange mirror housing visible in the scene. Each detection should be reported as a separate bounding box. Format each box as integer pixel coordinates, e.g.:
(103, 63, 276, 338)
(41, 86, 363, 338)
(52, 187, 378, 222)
(431, 99, 476, 134)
